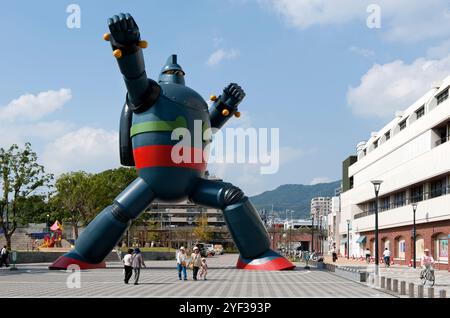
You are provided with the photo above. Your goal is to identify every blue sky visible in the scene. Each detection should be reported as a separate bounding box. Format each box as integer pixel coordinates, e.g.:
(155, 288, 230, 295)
(1, 0, 450, 195)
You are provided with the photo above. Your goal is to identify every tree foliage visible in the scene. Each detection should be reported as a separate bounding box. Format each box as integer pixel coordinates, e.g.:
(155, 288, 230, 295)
(0, 143, 53, 248)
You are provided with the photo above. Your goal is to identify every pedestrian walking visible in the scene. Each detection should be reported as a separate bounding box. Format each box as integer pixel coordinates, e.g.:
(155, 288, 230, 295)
(122, 248, 133, 284)
(383, 247, 391, 267)
(176, 246, 188, 280)
(331, 246, 338, 262)
(0, 245, 9, 268)
(189, 246, 202, 280)
(199, 257, 208, 280)
(364, 248, 371, 264)
(132, 248, 146, 285)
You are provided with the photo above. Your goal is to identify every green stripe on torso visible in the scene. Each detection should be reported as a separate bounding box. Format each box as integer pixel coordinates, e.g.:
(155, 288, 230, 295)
(130, 116, 188, 137)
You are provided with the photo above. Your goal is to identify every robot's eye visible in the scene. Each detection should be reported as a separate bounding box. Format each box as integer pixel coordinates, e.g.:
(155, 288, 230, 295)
(175, 71, 185, 76)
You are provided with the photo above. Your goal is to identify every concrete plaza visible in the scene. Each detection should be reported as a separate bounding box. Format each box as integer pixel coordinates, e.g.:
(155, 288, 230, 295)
(0, 254, 393, 298)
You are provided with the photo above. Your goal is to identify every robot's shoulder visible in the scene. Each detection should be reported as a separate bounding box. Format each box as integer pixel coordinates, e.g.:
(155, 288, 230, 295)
(160, 83, 208, 111)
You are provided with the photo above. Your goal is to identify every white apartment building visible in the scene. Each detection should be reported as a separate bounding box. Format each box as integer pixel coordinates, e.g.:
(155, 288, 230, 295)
(340, 76, 450, 270)
(311, 197, 331, 253)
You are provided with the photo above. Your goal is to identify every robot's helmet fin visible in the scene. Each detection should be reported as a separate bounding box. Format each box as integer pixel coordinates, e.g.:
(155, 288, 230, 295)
(159, 54, 185, 85)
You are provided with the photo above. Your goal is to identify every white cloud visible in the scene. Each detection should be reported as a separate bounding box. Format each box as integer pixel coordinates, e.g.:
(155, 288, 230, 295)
(349, 46, 375, 58)
(0, 89, 71, 122)
(207, 48, 240, 66)
(347, 54, 450, 118)
(310, 177, 332, 185)
(41, 127, 119, 176)
(260, 0, 450, 42)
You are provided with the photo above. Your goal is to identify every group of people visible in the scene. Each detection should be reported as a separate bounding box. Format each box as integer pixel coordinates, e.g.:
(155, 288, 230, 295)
(121, 245, 209, 284)
(122, 248, 146, 285)
(176, 246, 208, 281)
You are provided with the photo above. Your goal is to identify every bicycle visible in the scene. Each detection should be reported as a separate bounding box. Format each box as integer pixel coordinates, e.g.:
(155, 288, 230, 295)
(420, 265, 435, 286)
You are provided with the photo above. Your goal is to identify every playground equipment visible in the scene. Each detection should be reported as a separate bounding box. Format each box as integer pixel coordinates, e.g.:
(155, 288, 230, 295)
(38, 221, 63, 249)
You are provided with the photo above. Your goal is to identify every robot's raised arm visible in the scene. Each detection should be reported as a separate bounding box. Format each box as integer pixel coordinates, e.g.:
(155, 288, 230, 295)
(209, 83, 245, 130)
(105, 13, 160, 113)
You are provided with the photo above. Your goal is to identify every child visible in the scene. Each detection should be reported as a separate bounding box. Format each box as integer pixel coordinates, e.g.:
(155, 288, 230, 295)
(199, 257, 208, 280)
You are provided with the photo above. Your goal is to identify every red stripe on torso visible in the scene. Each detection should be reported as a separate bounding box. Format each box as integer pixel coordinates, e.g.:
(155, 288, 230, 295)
(133, 145, 207, 170)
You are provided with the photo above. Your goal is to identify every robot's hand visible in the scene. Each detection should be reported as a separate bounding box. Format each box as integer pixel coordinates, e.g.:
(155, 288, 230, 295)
(107, 13, 143, 55)
(221, 83, 246, 109)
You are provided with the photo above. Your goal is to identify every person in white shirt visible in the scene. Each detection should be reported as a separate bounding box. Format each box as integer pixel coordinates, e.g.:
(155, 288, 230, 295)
(176, 246, 188, 280)
(364, 248, 371, 264)
(122, 248, 134, 284)
(383, 248, 391, 267)
(0, 246, 9, 268)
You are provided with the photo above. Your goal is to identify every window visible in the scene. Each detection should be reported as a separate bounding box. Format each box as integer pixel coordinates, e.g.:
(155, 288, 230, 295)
(415, 106, 425, 119)
(397, 237, 406, 260)
(411, 185, 424, 203)
(399, 119, 407, 131)
(380, 197, 390, 211)
(394, 191, 406, 208)
(373, 139, 379, 149)
(437, 88, 449, 105)
(430, 179, 445, 198)
(385, 131, 391, 141)
(434, 233, 448, 263)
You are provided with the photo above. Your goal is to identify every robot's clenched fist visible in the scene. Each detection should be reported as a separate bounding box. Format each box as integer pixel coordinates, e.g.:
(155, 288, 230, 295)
(50, 13, 294, 272)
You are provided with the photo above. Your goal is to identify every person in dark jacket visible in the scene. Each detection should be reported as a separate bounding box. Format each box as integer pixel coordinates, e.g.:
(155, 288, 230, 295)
(132, 248, 146, 285)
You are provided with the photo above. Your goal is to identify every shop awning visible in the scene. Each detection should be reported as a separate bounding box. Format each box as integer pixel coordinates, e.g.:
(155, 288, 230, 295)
(356, 236, 366, 244)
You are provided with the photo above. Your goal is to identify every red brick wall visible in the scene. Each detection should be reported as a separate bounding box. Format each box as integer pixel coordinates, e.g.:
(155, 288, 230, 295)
(361, 219, 450, 271)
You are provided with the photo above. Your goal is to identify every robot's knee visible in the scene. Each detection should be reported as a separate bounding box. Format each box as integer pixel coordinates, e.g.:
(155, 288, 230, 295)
(223, 186, 245, 206)
(111, 203, 131, 223)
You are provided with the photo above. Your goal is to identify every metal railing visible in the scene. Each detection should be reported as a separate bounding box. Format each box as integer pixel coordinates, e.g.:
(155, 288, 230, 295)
(354, 186, 450, 220)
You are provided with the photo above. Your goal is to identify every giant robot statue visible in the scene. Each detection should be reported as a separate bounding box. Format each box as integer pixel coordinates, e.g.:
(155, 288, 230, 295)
(50, 13, 294, 271)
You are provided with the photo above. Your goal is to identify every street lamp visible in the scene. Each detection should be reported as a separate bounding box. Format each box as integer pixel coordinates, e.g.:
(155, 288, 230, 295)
(346, 219, 350, 259)
(168, 213, 174, 249)
(311, 215, 315, 252)
(371, 179, 383, 276)
(46, 214, 50, 233)
(412, 203, 418, 269)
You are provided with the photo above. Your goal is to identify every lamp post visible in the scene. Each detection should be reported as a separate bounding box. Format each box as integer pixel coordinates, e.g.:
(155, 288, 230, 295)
(168, 213, 174, 249)
(311, 215, 315, 252)
(371, 180, 383, 276)
(412, 203, 418, 269)
(46, 214, 50, 233)
(346, 219, 350, 259)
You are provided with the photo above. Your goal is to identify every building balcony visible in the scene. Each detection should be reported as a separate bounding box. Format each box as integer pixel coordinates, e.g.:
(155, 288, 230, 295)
(351, 191, 450, 232)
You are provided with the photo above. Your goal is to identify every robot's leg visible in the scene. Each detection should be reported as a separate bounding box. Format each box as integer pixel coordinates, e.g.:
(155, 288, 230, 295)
(190, 178, 294, 270)
(50, 177, 155, 270)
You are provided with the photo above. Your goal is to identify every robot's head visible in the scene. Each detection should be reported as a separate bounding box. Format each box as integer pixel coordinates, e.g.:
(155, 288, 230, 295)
(158, 54, 185, 85)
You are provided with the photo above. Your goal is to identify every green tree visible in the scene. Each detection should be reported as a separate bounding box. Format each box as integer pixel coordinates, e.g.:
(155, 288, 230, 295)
(0, 143, 53, 249)
(193, 215, 212, 242)
(52, 171, 94, 239)
(51, 167, 137, 239)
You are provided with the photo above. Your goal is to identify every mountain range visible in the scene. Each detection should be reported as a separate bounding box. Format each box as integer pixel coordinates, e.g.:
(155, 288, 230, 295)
(249, 180, 341, 219)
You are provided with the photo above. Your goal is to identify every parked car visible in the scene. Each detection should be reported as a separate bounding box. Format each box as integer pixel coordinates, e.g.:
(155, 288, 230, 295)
(196, 243, 215, 257)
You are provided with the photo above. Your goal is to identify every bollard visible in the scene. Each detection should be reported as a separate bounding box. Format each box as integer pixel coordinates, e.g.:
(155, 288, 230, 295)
(386, 278, 392, 291)
(400, 281, 406, 295)
(380, 276, 385, 289)
(439, 289, 446, 298)
(417, 285, 424, 298)
(427, 287, 434, 298)
(408, 283, 415, 298)
(393, 279, 398, 293)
